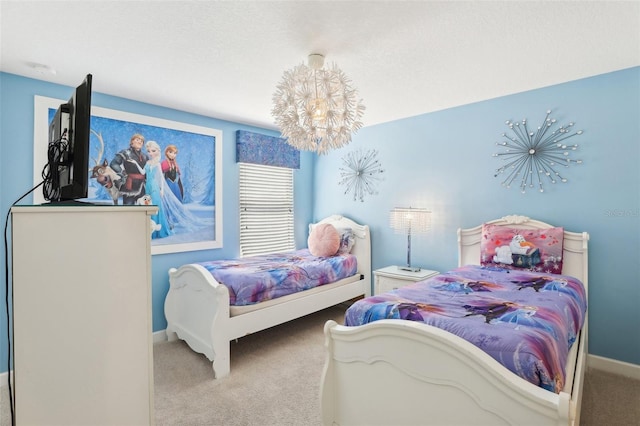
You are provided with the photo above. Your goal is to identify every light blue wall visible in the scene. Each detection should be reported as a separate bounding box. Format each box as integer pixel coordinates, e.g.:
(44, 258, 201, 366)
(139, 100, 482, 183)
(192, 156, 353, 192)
(313, 66, 640, 366)
(0, 72, 314, 374)
(1, 68, 638, 374)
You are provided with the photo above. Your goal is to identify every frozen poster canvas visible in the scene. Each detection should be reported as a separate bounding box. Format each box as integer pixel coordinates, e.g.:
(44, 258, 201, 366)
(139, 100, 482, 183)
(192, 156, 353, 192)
(34, 96, 223, 255)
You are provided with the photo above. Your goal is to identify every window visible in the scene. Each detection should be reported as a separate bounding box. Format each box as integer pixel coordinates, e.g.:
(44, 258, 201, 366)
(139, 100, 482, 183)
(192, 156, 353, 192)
(239, 163, 294, 257)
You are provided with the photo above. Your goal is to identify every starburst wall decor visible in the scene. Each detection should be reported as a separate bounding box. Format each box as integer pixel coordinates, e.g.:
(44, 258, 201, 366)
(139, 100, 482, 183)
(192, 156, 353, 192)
(339, 148, 384, 202)
(493, 110, 583, 194)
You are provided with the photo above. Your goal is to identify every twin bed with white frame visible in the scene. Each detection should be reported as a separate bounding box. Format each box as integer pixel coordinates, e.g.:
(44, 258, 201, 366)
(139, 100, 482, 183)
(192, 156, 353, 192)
(321, 215, 589, 426)
(164, 214, 371, 379)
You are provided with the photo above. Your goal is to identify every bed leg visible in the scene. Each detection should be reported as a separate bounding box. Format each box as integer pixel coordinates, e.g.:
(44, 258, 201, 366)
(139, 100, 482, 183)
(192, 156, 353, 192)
(212, 355, 230, 379)
(211, 340, 230, 379)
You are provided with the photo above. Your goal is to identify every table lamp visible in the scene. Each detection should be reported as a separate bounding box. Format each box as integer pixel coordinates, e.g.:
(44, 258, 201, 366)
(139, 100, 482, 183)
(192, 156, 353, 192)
(389, 207, 431, 272)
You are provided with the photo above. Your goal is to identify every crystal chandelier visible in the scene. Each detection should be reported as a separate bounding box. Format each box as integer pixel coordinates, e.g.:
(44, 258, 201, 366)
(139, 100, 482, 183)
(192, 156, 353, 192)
(271, 54, 365, 155)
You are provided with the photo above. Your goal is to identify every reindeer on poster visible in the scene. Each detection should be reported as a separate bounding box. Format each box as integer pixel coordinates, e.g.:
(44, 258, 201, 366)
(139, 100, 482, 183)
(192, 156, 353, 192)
(90, 130, 121, 205)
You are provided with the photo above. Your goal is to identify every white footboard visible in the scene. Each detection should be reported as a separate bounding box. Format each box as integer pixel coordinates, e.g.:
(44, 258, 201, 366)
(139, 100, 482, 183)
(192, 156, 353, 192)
(321, 319, 578, 426)
(164, 266, 369, 380)
(165, 264, 232, 378)
(164, 214, 372, 379)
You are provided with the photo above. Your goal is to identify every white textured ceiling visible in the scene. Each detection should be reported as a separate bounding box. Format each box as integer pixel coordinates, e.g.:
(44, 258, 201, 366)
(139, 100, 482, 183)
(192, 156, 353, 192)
(1, 1, 639, 130)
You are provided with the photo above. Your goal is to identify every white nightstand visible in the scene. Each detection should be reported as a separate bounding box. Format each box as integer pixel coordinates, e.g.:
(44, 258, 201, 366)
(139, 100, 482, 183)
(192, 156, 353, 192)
(373, 266, 439, 295)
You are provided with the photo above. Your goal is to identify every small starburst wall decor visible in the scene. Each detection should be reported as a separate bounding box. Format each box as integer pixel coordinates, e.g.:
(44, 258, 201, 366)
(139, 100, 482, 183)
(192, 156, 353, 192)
(339, 148, 384, 202)
(493, 110, 584, 194)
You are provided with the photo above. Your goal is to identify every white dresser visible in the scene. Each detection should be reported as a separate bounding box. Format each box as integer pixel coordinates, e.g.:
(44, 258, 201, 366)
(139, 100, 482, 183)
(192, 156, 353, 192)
(11, 205, 156, 425)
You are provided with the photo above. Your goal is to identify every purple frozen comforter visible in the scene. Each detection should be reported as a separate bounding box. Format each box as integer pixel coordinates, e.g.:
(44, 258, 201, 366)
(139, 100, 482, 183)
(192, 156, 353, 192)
(197, 249, 358, 306)
(345, 265, 587, 393)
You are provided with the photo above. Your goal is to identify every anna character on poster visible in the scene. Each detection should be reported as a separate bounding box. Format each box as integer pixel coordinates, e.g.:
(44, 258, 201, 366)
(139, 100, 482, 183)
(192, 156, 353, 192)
(161, 144, 184, 202)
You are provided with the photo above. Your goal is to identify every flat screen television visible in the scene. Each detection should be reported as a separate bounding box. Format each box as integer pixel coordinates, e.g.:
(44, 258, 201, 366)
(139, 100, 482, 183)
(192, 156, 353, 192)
(43, 74, 93, 203)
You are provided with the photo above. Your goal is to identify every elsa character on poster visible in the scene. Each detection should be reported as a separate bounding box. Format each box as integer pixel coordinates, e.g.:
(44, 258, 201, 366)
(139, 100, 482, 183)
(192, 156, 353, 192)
(128, 140, 211, 239)
(139, 141, 172, 238)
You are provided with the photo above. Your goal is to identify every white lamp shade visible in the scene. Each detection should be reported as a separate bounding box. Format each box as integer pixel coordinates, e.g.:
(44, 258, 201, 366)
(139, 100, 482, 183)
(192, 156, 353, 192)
(390, 207, 431, 234)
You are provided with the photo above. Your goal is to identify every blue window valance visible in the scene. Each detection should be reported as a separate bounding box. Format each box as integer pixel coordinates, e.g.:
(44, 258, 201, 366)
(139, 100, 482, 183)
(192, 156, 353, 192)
(236, 130, 300, 169)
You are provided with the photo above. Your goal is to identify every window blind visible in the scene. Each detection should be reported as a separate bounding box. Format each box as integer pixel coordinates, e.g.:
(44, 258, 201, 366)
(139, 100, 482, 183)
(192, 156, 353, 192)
(239, 162, 294, 257)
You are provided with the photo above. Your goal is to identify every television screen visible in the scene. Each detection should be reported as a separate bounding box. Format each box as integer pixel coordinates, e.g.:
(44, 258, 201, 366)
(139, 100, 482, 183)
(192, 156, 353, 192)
(43, 74, 93, 203)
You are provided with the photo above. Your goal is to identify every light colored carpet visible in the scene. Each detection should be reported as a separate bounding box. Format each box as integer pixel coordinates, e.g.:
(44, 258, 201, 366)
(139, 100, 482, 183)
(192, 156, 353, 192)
(156, 305, 640, 426)
(581, 365, 640, 425)
(2, 304, 639, 425)
(153, 305, 346, 426)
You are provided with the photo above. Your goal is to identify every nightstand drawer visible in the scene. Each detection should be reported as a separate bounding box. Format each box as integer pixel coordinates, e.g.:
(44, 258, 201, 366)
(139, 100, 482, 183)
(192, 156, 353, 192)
(377, 275, 409, 293)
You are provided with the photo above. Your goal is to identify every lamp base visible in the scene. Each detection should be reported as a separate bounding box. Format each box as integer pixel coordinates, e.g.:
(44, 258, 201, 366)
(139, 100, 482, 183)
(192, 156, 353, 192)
(397, 266, 421, 272)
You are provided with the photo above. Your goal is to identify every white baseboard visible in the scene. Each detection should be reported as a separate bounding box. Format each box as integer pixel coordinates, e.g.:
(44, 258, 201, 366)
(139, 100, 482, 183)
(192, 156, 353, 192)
(587, 354, 640, 380)
(0, 370, 12, 390)
(153, 329, 168, 344)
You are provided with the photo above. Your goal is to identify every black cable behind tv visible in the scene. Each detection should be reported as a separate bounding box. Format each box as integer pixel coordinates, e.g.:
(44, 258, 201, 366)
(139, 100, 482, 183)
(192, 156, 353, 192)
(42, 74, 93, 204)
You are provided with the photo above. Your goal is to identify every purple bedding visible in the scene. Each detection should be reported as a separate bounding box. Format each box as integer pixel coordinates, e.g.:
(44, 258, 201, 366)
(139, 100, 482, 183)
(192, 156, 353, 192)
(345, 265, 587, 393)
(197, 249, 358, 306)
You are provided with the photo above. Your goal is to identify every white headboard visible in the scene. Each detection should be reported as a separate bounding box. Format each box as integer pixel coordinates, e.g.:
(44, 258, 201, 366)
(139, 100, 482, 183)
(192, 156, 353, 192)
(457, 214, 589, 292)
(310, 214, 372, 297)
